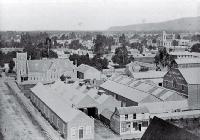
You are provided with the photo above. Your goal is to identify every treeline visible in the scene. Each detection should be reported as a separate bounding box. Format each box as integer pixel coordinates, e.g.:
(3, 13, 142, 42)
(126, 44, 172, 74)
(69, 54, 108, 71)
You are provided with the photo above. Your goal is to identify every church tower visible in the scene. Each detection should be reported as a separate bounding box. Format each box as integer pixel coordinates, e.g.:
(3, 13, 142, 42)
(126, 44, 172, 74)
(16, 52, 27, 83)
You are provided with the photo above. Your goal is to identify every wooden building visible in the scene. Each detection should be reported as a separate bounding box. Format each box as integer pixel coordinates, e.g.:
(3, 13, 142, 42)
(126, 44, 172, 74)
(30, 83, 94, 140)
(110, 106, 150, 135)
(163, 68, 200, 109)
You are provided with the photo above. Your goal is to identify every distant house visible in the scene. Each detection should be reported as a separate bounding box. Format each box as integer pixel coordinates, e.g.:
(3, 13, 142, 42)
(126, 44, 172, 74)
(169, 51, 200, 59)
(163, 68, 200, 109)
(110, 106, 150, 135)
(171, 58, 200, 69)
(76, 64, 101, 80)
(30, 83, 94, 140)
(141, 117, 200, 140)
(100, 75, 185, 107)
(16, 52, 76, 84)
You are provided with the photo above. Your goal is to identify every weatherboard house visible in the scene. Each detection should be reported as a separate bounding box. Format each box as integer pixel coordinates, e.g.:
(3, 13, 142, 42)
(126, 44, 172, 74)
(110, 106, 150, 135)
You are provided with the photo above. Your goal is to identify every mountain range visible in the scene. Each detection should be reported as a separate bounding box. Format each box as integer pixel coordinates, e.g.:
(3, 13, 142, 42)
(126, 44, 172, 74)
(108, 16, 200, 32)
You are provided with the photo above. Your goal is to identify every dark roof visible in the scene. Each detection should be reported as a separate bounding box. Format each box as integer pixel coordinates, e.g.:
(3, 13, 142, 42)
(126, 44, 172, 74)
(141, 117, 200, 140)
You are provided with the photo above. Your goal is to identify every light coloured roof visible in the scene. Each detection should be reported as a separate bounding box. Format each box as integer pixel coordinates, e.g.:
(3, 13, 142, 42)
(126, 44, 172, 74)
(139, 100, 188, 114)
(77, 64, 99, 73)
(28, 60, 53, 73)
(169, 51, 194, 56)
(131, 71, 166, 79)
(31, 83, 83, 123)
(100, 80, 151, 103)
(48, 81, 98, 108)
(27, 59, 74, 73)
(179, 68, 200, 84)
(175, 58, 200, 65)
(101, 75, 186, 103)
(100, 109, 114, 120)
(96, 94, 110, 104)
(117, 106, 149, 115)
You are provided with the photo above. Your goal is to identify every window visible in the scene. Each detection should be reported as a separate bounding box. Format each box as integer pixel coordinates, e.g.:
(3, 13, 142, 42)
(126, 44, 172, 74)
(121, 122, 127, 132)
(86, 126, 92, 135)
(181, 85, 185, 91)
(142, 121, 148, 127)
(133, 122, 137, 129)
(165, 81, 168, 86)
(71, 127, 76, 137)
(125, 114, 128, 120)
(133, 114, 136, 119)
(172, 79, 177, 88)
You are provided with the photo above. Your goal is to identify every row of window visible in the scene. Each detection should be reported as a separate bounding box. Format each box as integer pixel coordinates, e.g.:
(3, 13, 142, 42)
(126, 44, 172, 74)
(121, 121, 148, 132)
(125, 114, 136, 120)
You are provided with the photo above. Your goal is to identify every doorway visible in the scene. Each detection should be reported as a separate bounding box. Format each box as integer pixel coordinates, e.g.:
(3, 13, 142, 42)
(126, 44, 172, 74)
(138, 123, 142, 131)
(79, 128, 83, 139)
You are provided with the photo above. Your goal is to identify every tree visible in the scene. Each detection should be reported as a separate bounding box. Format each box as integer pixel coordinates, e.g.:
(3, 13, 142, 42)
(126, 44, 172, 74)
(93, 35, 106, 56)
(112, 46, 130, 66)
(172, 40, 178, 46)
(60, 74, 66, 81)
(191, 43, 200, 52)
(119, 34, 126, 45)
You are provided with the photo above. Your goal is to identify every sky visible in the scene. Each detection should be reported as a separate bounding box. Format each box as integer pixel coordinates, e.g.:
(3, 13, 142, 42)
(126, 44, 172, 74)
(0, 0, 200, 31)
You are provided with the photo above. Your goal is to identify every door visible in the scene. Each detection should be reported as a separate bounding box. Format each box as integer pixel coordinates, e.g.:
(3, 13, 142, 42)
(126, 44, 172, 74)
(79, 128, 83, 139)
(138, 123, 142, 131)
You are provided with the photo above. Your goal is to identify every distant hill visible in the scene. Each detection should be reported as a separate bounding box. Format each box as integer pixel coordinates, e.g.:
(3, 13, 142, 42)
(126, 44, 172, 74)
(108, 16, 200, 32)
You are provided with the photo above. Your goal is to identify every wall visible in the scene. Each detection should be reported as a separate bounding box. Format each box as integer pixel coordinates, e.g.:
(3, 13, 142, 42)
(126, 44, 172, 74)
(68, 113, 94, 140)
(188, 84, 200, 110)
(163, 69, 188, 95)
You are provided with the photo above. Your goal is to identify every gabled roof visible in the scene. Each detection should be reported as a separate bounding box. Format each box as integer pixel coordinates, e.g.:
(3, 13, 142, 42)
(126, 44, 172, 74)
(77, 64, 99, 73)
(31, 83, 83, 123)
(117, 106, 149, 115)
(141, 117, 200, 140)
(179, 68, 200, 84)
(27, 59, 74, 73)
(100, 75, 185, 103)
(100, 109, 114, 120)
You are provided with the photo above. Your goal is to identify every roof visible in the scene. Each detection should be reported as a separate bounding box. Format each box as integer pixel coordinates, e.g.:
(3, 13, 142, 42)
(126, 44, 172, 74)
(139, 100, 188, 114)
(179, 68, 200, 84)
(175, 58, 200, 65)
(96, 94, 110, 104)
(31, 83, 84, 123)
(47, 81, 98, 108)
(77, 64, 99, 73)
(27, 59, 74, 73)
(100, 75, 185, 103)
(169, 51, 194, 56)
(141, 117, 200, 140)
(100, 109, 114, 120)
(117, 106, 149, 115)
(131, 71, 166, 79)
(28, 60, 53, 73)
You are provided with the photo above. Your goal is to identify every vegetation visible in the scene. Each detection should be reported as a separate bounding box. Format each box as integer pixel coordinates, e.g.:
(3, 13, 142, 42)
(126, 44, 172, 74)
(191, 43, 200, 53)
(69, 53, 108, 71)
(154, 47, 173, 67)
(112, 46, 132, 66)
